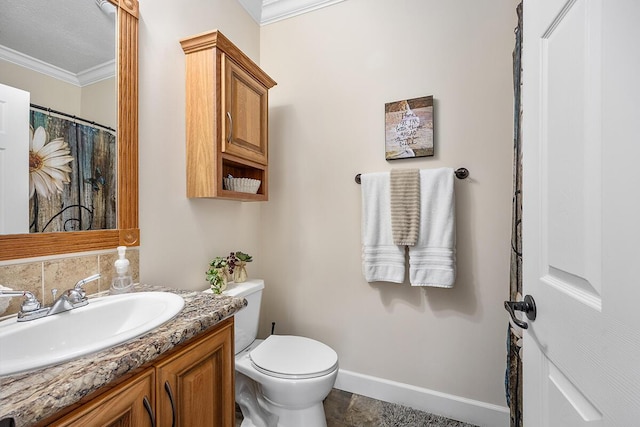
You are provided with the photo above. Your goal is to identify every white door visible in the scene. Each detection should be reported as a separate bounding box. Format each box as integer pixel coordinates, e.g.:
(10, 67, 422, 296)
(521, 0, 640, 425)
(0, 83, 30, 234)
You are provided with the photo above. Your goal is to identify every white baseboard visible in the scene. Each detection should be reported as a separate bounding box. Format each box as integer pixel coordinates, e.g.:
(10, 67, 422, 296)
(334, 369, 509, 427)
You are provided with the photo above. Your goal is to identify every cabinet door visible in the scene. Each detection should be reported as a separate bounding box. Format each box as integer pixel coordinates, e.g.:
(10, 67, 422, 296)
(222, 56, 268, 165)
(50, 369, 155, 427)
(156, 318, 235, 427)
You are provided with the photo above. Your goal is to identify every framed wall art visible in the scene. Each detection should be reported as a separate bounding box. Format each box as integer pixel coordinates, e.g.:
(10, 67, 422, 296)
(384, 95, 434, 160)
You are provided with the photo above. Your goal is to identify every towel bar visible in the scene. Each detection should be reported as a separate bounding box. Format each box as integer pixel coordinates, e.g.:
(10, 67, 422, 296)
(354, 168, 469, 184)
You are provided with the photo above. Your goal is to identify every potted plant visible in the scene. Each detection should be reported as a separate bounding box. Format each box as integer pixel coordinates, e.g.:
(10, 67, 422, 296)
(233, 251, 252, 283)
(206, 257, 229, 294)
(206, 251, 253, 293)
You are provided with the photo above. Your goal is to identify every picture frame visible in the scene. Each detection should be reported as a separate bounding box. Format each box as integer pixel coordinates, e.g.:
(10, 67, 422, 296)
(384, 95, 434, 160)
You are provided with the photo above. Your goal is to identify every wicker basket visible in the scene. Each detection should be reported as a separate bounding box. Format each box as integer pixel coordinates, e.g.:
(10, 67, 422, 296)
(223, 177, 261, 194)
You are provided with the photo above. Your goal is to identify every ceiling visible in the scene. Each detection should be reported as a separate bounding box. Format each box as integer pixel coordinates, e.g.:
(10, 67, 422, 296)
(0, 0, 344, 86)
(0, 0, 116, 87)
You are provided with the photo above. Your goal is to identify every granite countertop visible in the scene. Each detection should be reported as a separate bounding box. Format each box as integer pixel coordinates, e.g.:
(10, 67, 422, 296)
(0, 284, 246, 427)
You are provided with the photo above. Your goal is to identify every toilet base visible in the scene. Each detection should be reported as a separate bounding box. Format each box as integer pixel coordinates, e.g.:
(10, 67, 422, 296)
(236, 371, 329, 427)
(236, 372, 279, 427)
(235, 369, 332, 427)
(261, 398, 327, 427)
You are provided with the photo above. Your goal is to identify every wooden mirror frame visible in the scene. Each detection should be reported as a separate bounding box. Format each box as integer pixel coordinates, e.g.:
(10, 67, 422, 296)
(0, 0, 139, 261)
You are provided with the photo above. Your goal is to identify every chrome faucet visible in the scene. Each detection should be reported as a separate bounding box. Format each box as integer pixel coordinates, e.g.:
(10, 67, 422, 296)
(0, 290, 42, 314)
(0, 274, 101, 322)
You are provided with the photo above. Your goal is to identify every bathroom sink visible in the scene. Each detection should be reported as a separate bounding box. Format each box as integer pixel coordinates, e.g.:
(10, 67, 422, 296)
(0, 292, 184, 376)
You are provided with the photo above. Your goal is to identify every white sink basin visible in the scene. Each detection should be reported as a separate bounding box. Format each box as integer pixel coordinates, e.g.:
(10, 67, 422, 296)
(0, 292, 184, 376)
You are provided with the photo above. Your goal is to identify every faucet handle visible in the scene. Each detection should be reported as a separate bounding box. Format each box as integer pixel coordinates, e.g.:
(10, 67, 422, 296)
(74, 274, 101, 291)
(0, 289, 42, 316)
(65, 288, 85, 304)
(20, 291, 42, 313)
(72, 274, 101, 300)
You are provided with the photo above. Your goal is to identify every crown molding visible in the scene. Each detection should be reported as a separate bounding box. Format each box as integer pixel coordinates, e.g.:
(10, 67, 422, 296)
(0, 45, 115, 87)
(236, 0, 346, 26)
(261, 0, 346, 25)
(77, 60, 116, 86)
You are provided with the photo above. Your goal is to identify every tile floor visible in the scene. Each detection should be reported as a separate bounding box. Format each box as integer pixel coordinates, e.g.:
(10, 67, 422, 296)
(235, 388, 478, 427)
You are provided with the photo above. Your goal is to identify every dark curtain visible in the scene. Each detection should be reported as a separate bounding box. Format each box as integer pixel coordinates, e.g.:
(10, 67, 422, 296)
(29, 110, 116, 233)
(506, 3, 523, 427)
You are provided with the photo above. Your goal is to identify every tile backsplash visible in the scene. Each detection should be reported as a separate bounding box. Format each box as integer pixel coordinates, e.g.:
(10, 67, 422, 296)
(0, 248, 139, 318)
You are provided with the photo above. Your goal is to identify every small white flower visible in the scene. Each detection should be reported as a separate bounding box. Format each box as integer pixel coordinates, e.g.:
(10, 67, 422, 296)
(29, 126, 74, 199)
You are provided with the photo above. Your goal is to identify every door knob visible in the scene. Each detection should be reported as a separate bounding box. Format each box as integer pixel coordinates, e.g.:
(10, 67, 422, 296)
(504, 295, 537, 329)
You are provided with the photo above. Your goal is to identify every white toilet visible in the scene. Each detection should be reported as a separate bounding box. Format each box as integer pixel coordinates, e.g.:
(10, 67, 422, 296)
(209, 279, 338, 427)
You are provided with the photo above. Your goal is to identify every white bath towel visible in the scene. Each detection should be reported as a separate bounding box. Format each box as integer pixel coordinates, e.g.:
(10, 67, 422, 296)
(361, 172, 405, 283)
(409, 168, 456, 287)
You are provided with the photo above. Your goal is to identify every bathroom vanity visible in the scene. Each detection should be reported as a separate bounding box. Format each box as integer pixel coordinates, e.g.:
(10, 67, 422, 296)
(0, 286, 246, 427)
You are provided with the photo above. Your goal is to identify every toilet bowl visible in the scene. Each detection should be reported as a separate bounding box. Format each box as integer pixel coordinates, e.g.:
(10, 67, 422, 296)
(205, 279, 338, 427)
(236, 336, 338, 427)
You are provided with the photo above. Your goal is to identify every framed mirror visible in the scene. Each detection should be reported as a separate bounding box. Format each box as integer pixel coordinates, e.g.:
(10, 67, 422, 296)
(0, 0, 139, 261)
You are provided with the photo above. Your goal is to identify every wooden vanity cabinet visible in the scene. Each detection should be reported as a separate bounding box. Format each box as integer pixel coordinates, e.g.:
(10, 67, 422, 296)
(155, 317, 235, 427)
(44, 318, 235, 427)
(180, 30, 276, 201)
(49, 369, 155, 427)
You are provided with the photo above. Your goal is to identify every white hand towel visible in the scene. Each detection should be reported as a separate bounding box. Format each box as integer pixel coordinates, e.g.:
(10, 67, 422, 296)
(0, 285, 13, 315)
(409, 168, 456, 287)
(361, 172, 405, 283)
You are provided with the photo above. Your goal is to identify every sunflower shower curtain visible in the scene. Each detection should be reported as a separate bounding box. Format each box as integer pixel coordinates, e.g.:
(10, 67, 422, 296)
(29, 110, 116, 233)
(506, 3, 523, 427)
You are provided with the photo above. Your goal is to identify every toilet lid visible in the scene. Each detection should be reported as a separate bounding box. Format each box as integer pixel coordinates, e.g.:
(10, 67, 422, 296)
(249, 335, 338, 379)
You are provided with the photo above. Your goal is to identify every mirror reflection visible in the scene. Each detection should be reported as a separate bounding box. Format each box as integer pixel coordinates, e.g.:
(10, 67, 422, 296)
(0, 0, 117, 234)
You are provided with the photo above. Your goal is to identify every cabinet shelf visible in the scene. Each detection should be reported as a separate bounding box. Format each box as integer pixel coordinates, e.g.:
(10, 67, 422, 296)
(222, 155, 266, 199)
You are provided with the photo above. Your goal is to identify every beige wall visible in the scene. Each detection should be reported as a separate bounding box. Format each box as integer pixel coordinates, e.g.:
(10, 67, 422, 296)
(137, 0, 264, 289)
(0, 61, 115, 127)
(81, 77, 117, 128)
(0, 0, 517, 413)
(258, 0, 517, 407)
(0, 60, 82, 115)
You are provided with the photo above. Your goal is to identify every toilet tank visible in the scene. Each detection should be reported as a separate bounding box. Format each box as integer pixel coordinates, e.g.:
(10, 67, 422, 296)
(222, 279, 264, 354)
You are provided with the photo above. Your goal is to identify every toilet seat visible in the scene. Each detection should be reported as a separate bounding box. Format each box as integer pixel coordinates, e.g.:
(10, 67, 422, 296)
(249, 335, 338, 380)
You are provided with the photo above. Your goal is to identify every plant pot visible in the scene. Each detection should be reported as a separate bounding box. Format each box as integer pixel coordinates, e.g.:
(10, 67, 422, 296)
(209, 267, 228, 294)
(233, 262, 248, 283)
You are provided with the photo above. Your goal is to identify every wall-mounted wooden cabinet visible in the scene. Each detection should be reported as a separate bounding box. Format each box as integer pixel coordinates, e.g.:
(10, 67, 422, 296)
(180, 30, 276, 201)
